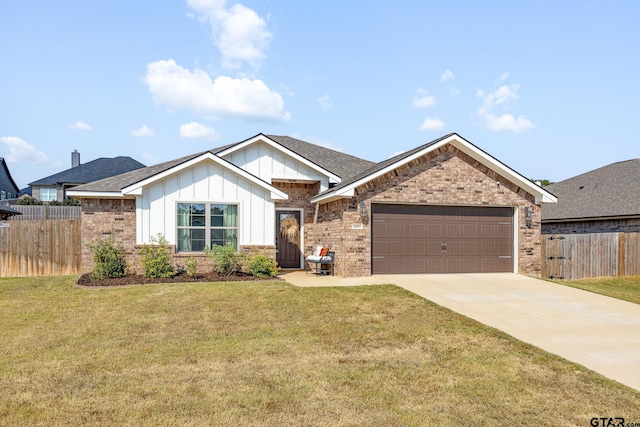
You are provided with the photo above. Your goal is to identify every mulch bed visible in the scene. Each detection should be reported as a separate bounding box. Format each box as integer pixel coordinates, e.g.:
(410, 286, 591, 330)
(76, 271, 281, 287)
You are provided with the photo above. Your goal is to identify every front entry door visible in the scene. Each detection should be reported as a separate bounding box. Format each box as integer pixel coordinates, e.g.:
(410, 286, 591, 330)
(276, 210, 302, 269)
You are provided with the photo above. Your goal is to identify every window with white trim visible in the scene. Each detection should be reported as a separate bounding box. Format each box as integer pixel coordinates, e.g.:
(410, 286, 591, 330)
(0, 191, 5, 200)
(177, 203, 238, 252)
(40, 188, 57, 202)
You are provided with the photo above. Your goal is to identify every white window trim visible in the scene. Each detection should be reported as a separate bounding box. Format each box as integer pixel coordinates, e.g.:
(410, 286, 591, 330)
(176, 201, 240, 253)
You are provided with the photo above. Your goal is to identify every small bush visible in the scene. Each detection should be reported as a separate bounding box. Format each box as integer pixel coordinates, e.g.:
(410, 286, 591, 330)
(138, 234, 175, 278)
(185, 257, 198, 278)
(16, 196, 42, 205)
(87, 234, 127, 280)
(247, 255, 278, 277)
(203, 242, 243, 276)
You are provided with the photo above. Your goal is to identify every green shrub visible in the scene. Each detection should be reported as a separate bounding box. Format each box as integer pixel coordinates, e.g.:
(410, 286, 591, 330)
(185, 257, 198, 278)
(16, 196, 42, 205)
(87, 234, 127, 279)
(247, 254, 278, 277)
(203, 242, 243, 276)
(138, 234, 175, 278)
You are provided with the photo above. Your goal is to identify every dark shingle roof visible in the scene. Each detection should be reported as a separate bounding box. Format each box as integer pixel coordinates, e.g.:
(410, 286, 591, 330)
(30, 157, 146, 186)
(0, 203, 22, 217)
(264, 135, 375, 180)
(70, 134, 375, 194)
(542, 159, 640, 221)
(315, 133, 455, 197)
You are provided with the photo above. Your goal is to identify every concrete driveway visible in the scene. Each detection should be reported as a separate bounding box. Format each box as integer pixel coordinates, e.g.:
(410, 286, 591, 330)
(281, 271, 640, 391)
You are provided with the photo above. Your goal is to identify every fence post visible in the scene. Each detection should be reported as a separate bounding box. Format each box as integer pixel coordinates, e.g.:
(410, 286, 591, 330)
(619, 232, 626, 277)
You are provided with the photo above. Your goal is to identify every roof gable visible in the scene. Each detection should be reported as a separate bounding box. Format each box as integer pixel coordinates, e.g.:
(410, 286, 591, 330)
(69, 152, 288, 201)
(542, 158, 640, 221)
(312, 133, 557, 205)
(216, 134, 375, 182)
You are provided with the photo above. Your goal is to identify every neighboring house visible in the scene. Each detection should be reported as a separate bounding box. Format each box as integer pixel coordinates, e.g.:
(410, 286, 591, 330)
(542, 159, 640, 234)
(0, 157, 19, 202)
(29, 150, 145, 202)
(68, 133, 556, 277)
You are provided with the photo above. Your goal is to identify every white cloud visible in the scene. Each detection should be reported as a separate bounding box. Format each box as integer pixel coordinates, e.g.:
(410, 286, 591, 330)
(0, 136, 49, 163)
(69, 121, 91, 131)
(187, 0, 272, 69)
(317, 94, 332, 110)
(419, 118, 445, 131)
(145, 59, 290, 121)
(391, 150, 406, 157)
(440, 69, 454, 83)
(476, 81, 534, 133)
(481, 113, 534, 133)
(497, 72, 510, 82)
(131, 124, 155, 137)
(412, 88, 436, 108)
(180, 121, 218, 141)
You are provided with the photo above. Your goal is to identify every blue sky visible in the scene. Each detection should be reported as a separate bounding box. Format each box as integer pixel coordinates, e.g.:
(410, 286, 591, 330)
(1, 1, 639, 189)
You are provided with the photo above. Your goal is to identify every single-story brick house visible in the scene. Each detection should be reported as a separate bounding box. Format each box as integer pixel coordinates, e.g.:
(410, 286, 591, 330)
(68, 133, 556, 277)
(542, 159, 640, 234)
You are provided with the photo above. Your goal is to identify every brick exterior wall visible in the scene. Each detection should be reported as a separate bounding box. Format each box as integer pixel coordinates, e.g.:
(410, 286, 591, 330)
(542, 218, 640, 234)
(80, 197, 275, 275)
(80, 198, 137, 274)
(317, 145, 543, 277)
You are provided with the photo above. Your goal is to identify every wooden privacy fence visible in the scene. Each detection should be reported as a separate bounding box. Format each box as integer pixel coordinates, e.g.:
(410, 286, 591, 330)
(8, 205, 82, 220)
(542, 232, 640, 280)
(0, 220, 82, 277)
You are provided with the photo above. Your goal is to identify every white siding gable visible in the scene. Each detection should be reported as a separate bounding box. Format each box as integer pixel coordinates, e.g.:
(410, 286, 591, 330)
(223, 141, 331, 192)
(136, 159, 275, 246)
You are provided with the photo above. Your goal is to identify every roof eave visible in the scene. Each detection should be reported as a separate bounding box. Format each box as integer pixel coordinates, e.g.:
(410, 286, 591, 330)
(311, 134, 557, 206)
(66, 191, 128, 199)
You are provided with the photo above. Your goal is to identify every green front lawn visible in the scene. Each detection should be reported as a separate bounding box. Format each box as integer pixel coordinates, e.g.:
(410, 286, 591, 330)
(1, 276, 639, 426)
(552, 275, 640, 305)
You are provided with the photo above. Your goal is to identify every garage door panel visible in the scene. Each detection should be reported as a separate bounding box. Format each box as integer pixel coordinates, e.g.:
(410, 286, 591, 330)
(372, 204, 514, 274)
(389, 223, 406, 238)
(410, 223, 425, 237)
(410, 241, 426, 256)
(389, 241, 406, 254)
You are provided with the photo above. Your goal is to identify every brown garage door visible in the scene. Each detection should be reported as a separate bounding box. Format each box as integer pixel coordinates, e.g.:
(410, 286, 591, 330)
(372, 204, 513, 274)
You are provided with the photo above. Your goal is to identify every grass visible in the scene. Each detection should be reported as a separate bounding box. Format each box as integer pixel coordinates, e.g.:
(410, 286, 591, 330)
(1, 276, 639, 426)
(552, 275, 640, 305)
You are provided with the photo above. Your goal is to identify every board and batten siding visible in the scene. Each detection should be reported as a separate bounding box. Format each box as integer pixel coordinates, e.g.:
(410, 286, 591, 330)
(136, 160, 275, 246)
(223, 141, 330, 192)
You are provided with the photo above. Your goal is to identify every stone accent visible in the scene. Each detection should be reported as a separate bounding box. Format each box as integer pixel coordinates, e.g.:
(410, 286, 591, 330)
(317, 145, 543, 277)
(542, 218, 640, 234)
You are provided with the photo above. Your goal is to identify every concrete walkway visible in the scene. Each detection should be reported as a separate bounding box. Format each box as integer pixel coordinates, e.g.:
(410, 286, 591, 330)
(280, 271, 640, 391)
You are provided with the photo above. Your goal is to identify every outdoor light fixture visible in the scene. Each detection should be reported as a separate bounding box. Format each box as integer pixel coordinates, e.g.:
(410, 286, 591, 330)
(359, 201, 368, 221)
(524, 206, 533, 228)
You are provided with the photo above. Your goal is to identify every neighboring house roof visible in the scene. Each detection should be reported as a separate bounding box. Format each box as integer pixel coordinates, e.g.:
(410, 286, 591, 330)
(312, 133, 556, 205)
(68, 134, 376, 195)
(0, 203, 22, 217)
(0, 157, 20, 194)
(542, 159, 640, 221)
(18, 187, 32, 197)
(29, 156, 146, 186)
